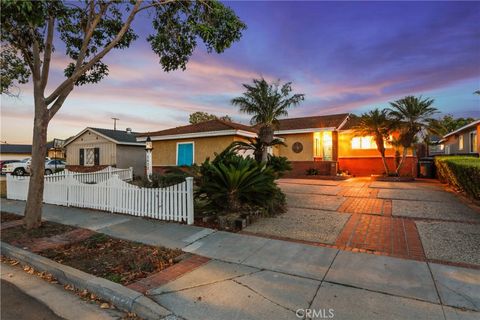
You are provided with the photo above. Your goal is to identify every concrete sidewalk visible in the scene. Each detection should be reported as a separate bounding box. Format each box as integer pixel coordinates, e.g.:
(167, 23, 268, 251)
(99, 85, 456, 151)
(2, 198, 479, 320)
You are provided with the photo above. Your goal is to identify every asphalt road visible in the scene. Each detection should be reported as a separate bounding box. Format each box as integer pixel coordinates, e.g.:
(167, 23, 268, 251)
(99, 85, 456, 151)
(1, 279, 64, 320)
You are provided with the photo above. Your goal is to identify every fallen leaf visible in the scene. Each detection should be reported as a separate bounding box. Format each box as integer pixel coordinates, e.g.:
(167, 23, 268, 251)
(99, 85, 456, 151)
(100, 303, 110, 309)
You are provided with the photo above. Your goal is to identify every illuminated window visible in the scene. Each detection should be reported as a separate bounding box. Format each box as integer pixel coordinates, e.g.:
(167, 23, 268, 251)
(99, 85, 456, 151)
(351, 136, 377, 149)
(471, 132, 477, 152)
(459, 135, 464, 150)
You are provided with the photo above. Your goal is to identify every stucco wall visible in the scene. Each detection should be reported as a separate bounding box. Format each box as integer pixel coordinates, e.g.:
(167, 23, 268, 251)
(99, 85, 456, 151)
(276, 133, 314, 161)
(338, 131, 413, 158)
(151, 135, 238, 166)
(116, 144, 145, 177)
(66, 130, 116, 165)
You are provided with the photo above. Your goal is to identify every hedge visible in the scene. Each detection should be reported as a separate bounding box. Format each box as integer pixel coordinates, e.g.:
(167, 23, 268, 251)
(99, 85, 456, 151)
(435, 156, 480, 199)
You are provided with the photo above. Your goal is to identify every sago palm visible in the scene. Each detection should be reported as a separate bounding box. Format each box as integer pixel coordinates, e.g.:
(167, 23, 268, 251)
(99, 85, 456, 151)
(353, 109, 393, 175)
(230, 137, 286, 162)
(388, 96, 438, 175)
(231, 78, 305, 162)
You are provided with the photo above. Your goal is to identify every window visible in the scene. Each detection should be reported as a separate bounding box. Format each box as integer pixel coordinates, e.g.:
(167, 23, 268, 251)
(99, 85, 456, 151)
(459, 135, 464, 150)
(351, 136, 376, 149)
(85, 148, 95, 166)
(177, 142, 194, 166)
(471, 131, 478, 153)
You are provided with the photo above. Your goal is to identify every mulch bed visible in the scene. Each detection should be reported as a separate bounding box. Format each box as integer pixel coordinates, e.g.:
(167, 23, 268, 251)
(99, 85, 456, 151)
(40, 233, 182, 285)
(1, 212, 22, 223)
(1, 220, 76, 243)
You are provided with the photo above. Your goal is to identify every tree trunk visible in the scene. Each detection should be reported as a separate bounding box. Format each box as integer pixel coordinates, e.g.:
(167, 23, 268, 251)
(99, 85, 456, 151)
(375, 135, 389, 175)
(259, 126, 274, 163)
(23, 98, 49, 229)
(395, 147, 409, 176)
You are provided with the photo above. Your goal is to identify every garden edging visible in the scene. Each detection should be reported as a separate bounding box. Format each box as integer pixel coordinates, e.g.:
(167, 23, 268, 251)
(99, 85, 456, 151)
(0, 241, 171, 320)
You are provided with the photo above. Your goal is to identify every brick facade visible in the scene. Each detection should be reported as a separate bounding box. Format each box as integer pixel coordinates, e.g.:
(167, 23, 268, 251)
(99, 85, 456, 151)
(284, 160, 338, 178)
(338, 157, 417, 177)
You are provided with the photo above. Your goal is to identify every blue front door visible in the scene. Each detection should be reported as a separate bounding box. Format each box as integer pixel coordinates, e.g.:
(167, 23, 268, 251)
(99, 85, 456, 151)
(177, 143, 194, 166)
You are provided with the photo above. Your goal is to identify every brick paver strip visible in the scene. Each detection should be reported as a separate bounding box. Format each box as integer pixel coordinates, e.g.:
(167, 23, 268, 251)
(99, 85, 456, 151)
(339, 187, 379, 198)
(335, 215, 426, 261)
(12, 229, 96, 253)
(0, 219, 24, 230)
(127, 254, 211, 294)
(338, 197, 391, 215)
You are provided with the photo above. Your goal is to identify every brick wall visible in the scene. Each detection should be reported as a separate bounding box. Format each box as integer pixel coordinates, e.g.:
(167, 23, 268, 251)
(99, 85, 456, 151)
(284, 161, 338, 178)
(338, 157, 417, 177)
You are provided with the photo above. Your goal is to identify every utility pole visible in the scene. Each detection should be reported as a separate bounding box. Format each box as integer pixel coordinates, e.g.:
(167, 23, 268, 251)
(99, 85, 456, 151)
(111, 117, 119, 131)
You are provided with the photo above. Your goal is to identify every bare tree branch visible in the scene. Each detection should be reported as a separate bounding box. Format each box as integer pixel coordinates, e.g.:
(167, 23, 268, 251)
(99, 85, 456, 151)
(45, 0, 143, 105)
(40, 16, 55, 91)
(48, 86, 73, 120)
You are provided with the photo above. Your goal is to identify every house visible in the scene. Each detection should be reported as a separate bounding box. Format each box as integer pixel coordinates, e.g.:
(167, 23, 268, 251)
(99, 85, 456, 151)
(0, 144, 32, 161)
(273, 114, 416, 176)
(139, 114, 417, 177)
(64, 127, 145, 175)
(136, 119, 257, 173)
(442, 120, 479, 155)
(46, 138, 69, 159)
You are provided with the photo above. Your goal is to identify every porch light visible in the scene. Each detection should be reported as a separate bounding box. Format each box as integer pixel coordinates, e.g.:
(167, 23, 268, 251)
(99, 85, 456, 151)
(145, 135, 153, 151)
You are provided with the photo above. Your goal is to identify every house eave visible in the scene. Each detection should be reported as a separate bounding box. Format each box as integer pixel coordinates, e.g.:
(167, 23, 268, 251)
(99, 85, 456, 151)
(137, 129, 258, 142)
(274, 127, 337, 135)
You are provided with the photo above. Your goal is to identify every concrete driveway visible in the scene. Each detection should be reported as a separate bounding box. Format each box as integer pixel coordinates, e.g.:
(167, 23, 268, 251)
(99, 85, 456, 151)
(244, 177, 480, 267)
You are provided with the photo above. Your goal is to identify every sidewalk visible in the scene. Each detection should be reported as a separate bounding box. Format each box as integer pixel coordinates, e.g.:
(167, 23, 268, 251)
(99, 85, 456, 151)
(1, 198, 479, 320)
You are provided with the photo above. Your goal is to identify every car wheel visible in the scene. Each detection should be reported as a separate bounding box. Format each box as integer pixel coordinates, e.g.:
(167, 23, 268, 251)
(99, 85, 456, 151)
(45, 169, 53, 175)
(14, 168, 25, 176)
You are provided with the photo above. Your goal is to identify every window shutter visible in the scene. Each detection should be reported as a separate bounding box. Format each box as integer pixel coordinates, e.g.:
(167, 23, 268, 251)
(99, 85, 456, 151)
(94, 148, 100, 165)
(79, 149, 84, 165)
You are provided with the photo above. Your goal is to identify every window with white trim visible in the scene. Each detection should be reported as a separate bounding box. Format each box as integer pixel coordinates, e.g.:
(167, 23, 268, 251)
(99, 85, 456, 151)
(85, 148, 95, 166)
(351, 136, 376, 149)
(459, 135, 464, 150)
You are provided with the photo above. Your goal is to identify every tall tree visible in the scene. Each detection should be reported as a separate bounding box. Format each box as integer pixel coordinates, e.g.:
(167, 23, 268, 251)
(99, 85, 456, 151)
(189, 111, 232, 124)
(388, 96, 438, 175)
(433, 115, 476, 135)
(231, 78, 304, 162)
(1, 0, 246, 229)
(352, 109, 393, 175)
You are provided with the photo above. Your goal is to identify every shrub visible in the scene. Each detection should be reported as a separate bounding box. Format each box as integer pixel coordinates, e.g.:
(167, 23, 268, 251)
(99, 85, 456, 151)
(267, 155, 292, 178)
(435, 156, 480, 199)
(306, 168, 319, 176)
(197, 152, 286, 216)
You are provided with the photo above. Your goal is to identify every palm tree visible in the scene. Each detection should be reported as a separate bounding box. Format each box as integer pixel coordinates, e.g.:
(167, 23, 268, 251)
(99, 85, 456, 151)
(353, 109, 393, 175)
(388, 96, 438, 175)
(475, 90, 480, 95)
(231, 78, 305, 162)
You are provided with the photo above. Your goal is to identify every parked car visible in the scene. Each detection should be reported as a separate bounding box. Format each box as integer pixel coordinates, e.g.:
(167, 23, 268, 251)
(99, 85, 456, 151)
(0, 160, 20, 175)
(2, 157, 51, 176)
(41, 159, 66, 175)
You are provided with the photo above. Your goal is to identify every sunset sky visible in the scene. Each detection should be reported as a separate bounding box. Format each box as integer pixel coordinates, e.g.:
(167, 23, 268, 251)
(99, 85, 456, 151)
(1, 1, 479, 144)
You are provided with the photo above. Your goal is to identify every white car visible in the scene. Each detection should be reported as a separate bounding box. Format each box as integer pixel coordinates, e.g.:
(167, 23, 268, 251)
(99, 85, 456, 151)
(2, 157, 51, 176)
(41, 159, 66, 175)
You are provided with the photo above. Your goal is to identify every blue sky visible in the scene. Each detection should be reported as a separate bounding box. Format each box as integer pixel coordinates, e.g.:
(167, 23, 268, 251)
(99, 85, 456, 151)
(1, 1, 479, 143)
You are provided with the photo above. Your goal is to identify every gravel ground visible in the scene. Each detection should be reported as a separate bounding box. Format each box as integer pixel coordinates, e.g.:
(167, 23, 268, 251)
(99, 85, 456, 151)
(370, 181, 443, 190)
(378, 189, 457, 202)
(416, 221, 480, 265)
(278, 179, 341, 186)
(244, 208, 350, 244)
(279, 183, 341, 196)
(286, 193, 345, 211)
(393, 200, 480, 222)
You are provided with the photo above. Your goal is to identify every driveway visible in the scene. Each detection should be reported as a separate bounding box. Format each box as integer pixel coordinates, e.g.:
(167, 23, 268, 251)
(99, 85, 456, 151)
(244, 177, 480, 267)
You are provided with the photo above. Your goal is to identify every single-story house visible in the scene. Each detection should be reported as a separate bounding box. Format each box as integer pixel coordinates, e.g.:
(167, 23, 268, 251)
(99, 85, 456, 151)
(0, 144, 32, 161)
(138, 114, 416, 177)
(136, 120, 257, 172)
(442, 120, 479, 155)
(64, 127, 145, 176)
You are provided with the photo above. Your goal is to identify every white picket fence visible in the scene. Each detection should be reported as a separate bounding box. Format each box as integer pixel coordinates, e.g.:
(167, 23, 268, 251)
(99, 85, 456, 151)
(6, 171, 194, 225)
(45, 166, 133, 184)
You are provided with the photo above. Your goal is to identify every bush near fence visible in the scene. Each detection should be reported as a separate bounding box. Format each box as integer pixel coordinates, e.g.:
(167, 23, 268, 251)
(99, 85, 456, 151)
(435, 156, 480, 199)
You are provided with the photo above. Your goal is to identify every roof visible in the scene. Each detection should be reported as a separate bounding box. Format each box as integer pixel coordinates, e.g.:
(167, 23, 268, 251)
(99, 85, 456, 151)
(0, 144, 32, 154)
(274, 113, 350, 133)
(443, 119, 480, 139)
(137, 119, 257, 139)
(337, 114, 361, 131)
(64, 127, 143, 147)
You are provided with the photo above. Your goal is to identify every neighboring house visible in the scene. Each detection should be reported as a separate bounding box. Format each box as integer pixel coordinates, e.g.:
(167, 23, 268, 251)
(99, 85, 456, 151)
(64, 127, 145, 176)
(136, 119, 257, 172)
(46, 138, 69, 159)
(0, 144, 32, 161)
(427, 135, 445, 156)
(442, 120, 480, 155)
(139, 114, 417, 177)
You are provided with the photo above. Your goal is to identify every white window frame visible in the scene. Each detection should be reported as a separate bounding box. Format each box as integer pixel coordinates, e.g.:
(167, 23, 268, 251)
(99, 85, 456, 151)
(176, 141, 195, 166)
(470, 131, 477, 153)
(351, 136, 378, 150)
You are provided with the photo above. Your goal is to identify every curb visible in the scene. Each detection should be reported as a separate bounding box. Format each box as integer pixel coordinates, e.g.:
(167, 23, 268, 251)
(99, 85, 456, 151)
(1, 241, 171, 320)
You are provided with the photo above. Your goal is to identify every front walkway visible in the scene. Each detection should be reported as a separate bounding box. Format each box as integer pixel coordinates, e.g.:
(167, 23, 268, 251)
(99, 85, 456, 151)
(244, 178, 480, 267)
(1, 198, 479, 319)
